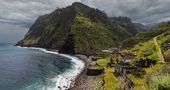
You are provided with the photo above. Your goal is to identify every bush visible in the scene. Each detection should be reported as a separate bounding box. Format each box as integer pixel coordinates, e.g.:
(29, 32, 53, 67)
(104, 68, 117, 90)
(97, 58, 110, 67)
(149, 74, 170, 90)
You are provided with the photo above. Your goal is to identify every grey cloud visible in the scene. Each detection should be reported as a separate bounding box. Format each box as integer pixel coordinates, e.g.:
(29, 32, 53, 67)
(82, 0, 170, 24)
(1, 0, 170, 25)
(0, 0, 81, 27)
(1, 0, 170, 43)
(0, 22, 28, 43)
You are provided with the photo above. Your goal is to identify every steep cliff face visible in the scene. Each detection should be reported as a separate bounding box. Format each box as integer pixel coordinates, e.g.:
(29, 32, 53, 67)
(16, 2, 134, 55)
(18, 4, 76, 49)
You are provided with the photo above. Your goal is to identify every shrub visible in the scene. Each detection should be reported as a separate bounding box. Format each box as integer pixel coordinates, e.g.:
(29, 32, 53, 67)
(149, 74, 170, 90)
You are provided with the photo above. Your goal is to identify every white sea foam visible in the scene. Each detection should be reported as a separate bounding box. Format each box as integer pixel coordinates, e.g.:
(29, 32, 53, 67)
(17, 46, 85, 90)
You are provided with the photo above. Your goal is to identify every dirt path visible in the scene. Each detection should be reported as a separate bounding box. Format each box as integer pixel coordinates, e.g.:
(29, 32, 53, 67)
(153, 37, 165, 63)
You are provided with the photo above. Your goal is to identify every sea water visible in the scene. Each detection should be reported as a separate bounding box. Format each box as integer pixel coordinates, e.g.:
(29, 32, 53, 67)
(0, 44, 84, 90)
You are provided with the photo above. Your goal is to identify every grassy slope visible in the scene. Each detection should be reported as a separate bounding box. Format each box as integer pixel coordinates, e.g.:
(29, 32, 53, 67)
(71, 16, 118, 55)
(122, 22, 170, 89)
(122, 24, 170, 48)
(128, 29, 170, 89)
(131, 22, 170, 61)
(104, 68, 117, 90)
(153, 37, 165, 62)
(20, 3, 130, 55)
(93, 22, 170, 90)
(134, 39, 160, 61)
(128, 63, 170, 90)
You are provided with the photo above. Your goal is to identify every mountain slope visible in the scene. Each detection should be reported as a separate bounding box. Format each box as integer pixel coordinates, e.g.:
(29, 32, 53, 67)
(110, 16, 147, 35)
(17, 2, 127, 55)
(17, 2, 146, 55)
(129, 22, 170, 61)
(122, 22, 170, 48)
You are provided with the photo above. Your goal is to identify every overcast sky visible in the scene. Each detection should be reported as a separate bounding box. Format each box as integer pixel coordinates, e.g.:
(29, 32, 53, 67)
(0, 0, 170, 43)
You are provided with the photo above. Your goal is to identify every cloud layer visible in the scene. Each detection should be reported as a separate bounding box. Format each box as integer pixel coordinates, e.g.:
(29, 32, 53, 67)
(1, 0, 170, 25)
(1, 0, 170, 42)
(83, 0, 170, 24)
(0, 22, 28, 43)
(0, 0, 80, 27)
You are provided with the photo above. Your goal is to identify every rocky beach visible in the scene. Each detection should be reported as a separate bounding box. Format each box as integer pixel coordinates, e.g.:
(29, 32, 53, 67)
(69, 55, 103, 90)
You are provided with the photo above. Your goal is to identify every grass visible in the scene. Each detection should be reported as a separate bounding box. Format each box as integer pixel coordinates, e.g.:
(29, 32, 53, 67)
(144, 63, 163, 74)
(131, 28, 170, 62)
(133, 39, 160, 61)
(153, 37, 165, 62)
(149, 74, 170, 90)
(104, 68, 117, 90)
(122, 25, 170, 48)
(127, 63, 170, 90)
(89, 65, 104, 70)
(127, 74, 147, 90)
(127, 63, 164, 90)
(97, 57, 111, 67)
(71, 16, 118, 55)
(95, 80, 104, 90)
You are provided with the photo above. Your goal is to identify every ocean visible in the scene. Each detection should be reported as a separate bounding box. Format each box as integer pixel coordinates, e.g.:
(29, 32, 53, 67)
(0, 44, 84, 90)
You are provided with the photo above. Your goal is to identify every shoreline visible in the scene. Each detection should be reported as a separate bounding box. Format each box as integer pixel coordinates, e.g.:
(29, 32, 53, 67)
(69, 55, 103, 90)
(16, 46, 86, 90)
(16, 46, 101, 90)
(68, 55, 89, 89)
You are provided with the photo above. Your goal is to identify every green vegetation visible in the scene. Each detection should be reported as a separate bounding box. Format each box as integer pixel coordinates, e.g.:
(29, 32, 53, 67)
(16, 2, 170, 90)
(97, 58, 111, 67)
(95, 80, 104, 90)
(127, 63, 170, 90)
(146, 64, 170, 90)
(133, 40, 160, 61)
(153, 37, 165, 62)
(103, 68, 125, 90)
(149, 74, 170, 90)
(71, 16, 118, 55)
(17, 2, 147, 55)
(111, 16, 142, 35)
(104, 68, 117, 90)
(131, 23, 170, 61)
(122, 24, 170, 48)
(89, 65, 104, 70)
(90, 13, 170, 90)
(127, 74, 147, 90)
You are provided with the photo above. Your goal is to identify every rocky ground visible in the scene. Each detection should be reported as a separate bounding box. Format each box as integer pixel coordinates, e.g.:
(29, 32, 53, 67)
(69, 55, 103, 90)
(69, 75, 102, 90)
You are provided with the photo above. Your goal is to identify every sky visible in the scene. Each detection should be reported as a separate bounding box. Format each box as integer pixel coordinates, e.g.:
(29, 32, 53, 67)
(0, 0, 170, 43)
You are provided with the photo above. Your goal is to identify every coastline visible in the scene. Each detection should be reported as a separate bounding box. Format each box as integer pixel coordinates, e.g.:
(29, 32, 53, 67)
(69, 55, 103, 90)
(17, 46, 102, 90)
(16, 46, 86, 90)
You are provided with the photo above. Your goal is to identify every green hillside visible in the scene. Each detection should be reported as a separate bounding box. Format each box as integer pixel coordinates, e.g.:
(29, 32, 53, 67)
(122, 22, 170, 48)
(16, 2, 141, 55)
(129, 22, 170, 61)
(70, 16, 118, 55)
